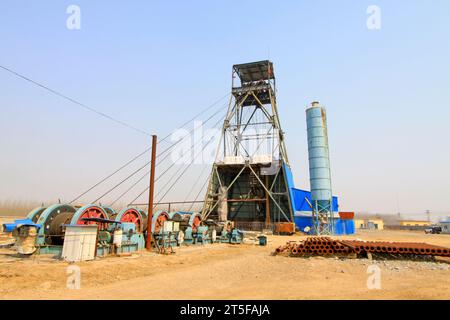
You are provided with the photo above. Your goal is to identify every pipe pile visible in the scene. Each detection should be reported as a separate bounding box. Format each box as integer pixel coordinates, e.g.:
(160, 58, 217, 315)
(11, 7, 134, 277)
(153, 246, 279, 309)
(274, 237, 450, 259)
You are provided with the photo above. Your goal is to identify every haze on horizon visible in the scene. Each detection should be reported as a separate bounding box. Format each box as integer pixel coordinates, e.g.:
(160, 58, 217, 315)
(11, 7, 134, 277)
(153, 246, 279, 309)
(1, 1, 449, 219)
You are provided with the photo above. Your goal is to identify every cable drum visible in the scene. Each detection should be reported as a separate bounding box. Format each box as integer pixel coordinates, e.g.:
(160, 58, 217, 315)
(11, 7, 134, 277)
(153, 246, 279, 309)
(70, 204, 109, 225)
(103, 207, 116, 219)
(167, 212, 194, 231)
(179, 215, 192, 230)
(47, 212, 74, 245)
(26, 207, 47, 223)
(138, 209, 148, 232)
(151, 211, 170, 234)
(36, 204, 77, 245)
(115, 207, 145, 233)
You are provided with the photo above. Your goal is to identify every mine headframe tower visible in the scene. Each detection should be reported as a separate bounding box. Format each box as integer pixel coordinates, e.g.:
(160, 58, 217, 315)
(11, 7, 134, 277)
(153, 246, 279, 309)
(201, 61, 295, 228)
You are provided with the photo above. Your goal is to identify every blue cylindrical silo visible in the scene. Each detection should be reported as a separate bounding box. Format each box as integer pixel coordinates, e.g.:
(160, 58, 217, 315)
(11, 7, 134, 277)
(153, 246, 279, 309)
(306, 101, 333, 217)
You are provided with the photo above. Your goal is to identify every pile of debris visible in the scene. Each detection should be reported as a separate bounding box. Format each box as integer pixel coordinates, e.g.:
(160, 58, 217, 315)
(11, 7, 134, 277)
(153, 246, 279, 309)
(274, 237, 450, 259)
(0, 230, 15, 248)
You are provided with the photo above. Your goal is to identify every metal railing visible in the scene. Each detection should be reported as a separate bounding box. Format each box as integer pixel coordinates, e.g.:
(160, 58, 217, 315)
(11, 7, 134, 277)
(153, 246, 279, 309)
(233, 221, 275, 232)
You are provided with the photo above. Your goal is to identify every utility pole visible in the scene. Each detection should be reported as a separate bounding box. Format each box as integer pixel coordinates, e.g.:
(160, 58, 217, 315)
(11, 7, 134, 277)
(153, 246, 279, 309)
(396, 193, 400, 217)
(146, 135, 157, 250)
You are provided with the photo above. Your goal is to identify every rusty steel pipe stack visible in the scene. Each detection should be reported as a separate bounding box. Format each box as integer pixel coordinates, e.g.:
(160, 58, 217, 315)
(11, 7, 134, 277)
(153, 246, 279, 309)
(273, 237, 450, 259)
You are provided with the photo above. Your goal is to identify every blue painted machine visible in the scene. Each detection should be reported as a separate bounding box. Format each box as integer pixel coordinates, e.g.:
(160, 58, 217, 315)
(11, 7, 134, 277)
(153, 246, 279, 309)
(2, 218, 37, 233)
(203, 220, 243, 244)
(8, 204, 146, 256)
(5, 203, 242, 256)
(174, 212, 211, 245)
(151, 210, 180, 249)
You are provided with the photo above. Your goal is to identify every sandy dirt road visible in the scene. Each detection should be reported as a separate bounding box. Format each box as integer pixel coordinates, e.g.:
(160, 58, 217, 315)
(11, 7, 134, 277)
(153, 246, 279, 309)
(0, 226, 449, 300)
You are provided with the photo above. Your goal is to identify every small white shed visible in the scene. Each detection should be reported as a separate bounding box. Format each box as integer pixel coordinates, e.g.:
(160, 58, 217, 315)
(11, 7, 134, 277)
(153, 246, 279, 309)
(61, 225, 98, 262)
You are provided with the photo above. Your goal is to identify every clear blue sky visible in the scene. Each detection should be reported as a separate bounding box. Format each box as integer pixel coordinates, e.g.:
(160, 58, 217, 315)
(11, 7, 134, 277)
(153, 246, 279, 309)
(1, 1, 449, 217)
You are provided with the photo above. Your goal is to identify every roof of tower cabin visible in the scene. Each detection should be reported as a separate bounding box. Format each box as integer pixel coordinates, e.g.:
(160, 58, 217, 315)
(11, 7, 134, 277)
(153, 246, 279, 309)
(233, 60, 275, 83)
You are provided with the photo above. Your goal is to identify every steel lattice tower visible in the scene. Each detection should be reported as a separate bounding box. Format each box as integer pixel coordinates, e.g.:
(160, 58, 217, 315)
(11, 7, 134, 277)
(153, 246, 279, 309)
(201, 61, 295, 229)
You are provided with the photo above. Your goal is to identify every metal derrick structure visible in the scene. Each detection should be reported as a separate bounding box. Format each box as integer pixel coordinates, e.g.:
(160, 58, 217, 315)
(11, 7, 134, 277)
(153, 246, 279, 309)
(2, 59, 295, 231)
(2, 64, 249, 255)
(201, 61, 295, 228)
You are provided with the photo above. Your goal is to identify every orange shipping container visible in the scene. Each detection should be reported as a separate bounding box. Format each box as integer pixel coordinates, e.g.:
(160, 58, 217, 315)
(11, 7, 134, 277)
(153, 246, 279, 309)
(338, 212, 355, 220)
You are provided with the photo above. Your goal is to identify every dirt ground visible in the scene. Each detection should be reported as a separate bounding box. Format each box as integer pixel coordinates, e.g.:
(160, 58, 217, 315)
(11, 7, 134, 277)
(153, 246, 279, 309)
(0, 216, 449, 300)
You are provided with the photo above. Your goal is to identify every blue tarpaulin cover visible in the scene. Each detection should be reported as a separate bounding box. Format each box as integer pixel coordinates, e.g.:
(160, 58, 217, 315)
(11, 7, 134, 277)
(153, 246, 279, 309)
(282, 162, 339, 212)
(291, 188, 339, 212)
(282, 162, 297, 215)
(2, 218, 40, 233)
(294, 215, 355, 235)
(282, 163, 354, 235)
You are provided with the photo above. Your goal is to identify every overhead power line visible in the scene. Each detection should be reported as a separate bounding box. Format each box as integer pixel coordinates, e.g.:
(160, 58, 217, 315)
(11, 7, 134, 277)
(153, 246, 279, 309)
(61, 93, 228, 202)
(108, 169, 150, 207)
(80, 104, 227, 204)
(69, 147, 151, 204)
(153, 134, 218, 207)
(128, 112, 225, 207)
(0, 63, 229, 140)
(153, 113, 225, 201)
(0, 64, 232, 205)
(188, 173, 210, 211)
(0, 64, 152, 136)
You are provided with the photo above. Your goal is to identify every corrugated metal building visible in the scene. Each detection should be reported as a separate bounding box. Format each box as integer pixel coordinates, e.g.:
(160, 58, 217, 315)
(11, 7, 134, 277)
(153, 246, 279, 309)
(399, 220, 431, 227)
(354, 218, 385, 230)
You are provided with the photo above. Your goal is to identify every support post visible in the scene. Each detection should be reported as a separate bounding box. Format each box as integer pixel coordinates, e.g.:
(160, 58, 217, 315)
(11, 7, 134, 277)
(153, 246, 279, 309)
(146, 135, 157, 250)
(265, 175, 271, 228)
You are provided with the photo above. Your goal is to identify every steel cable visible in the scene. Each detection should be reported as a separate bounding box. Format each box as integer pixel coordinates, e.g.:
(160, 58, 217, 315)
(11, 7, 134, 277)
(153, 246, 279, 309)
(92, 110, 224, 204)
(154, 134, 218, 208)
(0, 65, 152, 136)
(108, 170, 150, 207)
(188, 172, 211, 212)
(128, 113, 225, 206)
(70, 97, 228, 203)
